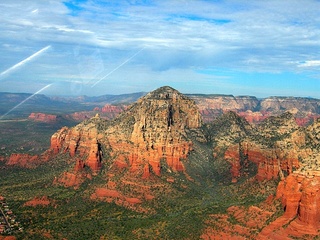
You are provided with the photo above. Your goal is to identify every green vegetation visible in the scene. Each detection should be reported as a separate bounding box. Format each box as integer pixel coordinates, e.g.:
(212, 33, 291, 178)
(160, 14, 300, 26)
(0, 94, 298, 239)
(0, 119, 76, 155)
(0, 153, 278, 239)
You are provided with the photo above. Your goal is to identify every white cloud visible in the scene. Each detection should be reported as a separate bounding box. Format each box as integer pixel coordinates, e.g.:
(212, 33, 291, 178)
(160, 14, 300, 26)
(298, 60, 320, 68)
(1, 0, 320, 96)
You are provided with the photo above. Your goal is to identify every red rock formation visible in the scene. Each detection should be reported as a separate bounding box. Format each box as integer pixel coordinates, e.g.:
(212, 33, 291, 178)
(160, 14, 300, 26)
(91, 188, 146, 211)
(259, 172, 320, 239)
(53, 172, 90, 189)
(93, 104, 126, 120)
(224, 144, 241, 182)
(48, 87, 205, 206)
(0, 236, 17, 240)
(224, 141, 300, 183)
(50, 127, 69, 154)
(191, 95, 259, 114)
(85, 139, 102, 171)
(50, 115, 103, 172)
(24, 196, 51, 207)
(101, 104, 123, 114)
(237, 111, 270, 124)
(66, 112, 92, 122)
(6, 152, 51, 168)
(28, 112, 57, 123)
(74, 159, 85, 171)
(67, 104, 126, 122)
(106, 86, 201, 179)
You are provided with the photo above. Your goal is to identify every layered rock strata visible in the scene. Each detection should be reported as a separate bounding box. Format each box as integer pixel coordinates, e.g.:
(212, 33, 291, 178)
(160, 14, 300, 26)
(28, 113, 58, 123)
(49, 87, 203, 205)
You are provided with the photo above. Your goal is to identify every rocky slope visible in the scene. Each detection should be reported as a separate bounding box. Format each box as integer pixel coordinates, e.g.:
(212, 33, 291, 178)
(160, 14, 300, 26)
(49, 86, 206, 207)
(7, 86, 320, 238)
(205, 111, 320, 238)
(189, 94, 320, 125)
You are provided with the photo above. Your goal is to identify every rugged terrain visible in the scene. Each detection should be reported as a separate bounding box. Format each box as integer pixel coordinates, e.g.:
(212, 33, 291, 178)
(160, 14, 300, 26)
(0, 87, 320, 239)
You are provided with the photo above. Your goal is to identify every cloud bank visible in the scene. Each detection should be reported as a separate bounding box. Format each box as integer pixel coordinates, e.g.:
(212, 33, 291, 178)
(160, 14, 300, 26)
(0, 0, 319, 97)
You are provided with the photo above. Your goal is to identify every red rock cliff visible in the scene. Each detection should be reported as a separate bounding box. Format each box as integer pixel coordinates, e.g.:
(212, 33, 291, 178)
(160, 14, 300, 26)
(50, 87, 203, 200)
(50, 115, 103, 171)
(258, 172, 320, 239)
(28, 112, 58, 123)
(105, 86, 202, 178)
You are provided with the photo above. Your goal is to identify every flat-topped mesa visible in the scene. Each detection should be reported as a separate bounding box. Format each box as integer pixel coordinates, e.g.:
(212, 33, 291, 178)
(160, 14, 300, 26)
(106, 86, 202, 177)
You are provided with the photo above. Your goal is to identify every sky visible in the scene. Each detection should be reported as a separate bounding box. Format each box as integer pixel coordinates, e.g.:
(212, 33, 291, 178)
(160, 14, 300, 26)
(0, 0, 320, 98)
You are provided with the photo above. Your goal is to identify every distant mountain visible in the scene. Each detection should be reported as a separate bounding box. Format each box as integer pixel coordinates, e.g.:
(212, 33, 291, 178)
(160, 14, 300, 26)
(2, 91, 320, 121)
(51, 92, 146, 104)
(0, 92, 53, 104)
(0, 91, 146, 119)
(188, 94, 320, 112)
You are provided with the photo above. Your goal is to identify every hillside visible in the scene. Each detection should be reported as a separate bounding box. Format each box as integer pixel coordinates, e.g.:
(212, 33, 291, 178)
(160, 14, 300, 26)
(0, 87, 320, 239)
(1, 91, 320, 124)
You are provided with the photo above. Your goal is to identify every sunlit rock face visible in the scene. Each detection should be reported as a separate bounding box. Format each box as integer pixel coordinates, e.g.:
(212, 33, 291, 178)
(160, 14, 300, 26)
(105, 86, 202, 177)
(50, 117, 103, 171)
(28, 112, 58, 123)
(256, 118, 320, 239)
(49, 86, 203, 208)
(6, 152, 51, 168)
(224, 141, 300, 183)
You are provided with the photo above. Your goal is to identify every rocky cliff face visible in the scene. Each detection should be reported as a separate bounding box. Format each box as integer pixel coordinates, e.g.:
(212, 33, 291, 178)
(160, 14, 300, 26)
(6, 152, 51, 168)
(204, 111, 320, 238)
(106, 86, 201, 177)
(50, 114, 104, 171)
(189, 94, 320, 125)
(210, 112, 301, 183)
(50, 87, 203, 205)
(260, 97, 320, 113)
(257, 171, 320, 239)
(28, 113, 58, 123)
(189, 95, 259, 112)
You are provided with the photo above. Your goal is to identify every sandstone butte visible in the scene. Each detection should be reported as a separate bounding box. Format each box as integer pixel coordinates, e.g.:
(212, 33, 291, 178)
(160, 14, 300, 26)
(65, 104, 126, 122)
(49, 86, 202, 206)
(224, 141, 300, 183)
(222, 111, 311, 183)
(28, 112, 58, 123)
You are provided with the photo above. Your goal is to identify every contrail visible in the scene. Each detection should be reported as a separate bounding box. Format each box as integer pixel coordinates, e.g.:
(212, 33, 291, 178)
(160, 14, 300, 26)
(0, 84, 53, 120)
(91, 47, 145, 87)
(0, 45, 51, 78)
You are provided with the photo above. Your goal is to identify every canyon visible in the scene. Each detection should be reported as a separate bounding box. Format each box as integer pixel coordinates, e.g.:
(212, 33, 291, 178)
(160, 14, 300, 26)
(5, 91, 319, 126)
(45, 87, 320, 238)
(1, 87, 320, 239)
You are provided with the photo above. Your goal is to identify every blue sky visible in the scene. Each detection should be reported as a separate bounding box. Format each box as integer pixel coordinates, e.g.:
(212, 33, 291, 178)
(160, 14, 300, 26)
(0, 0, 320, 97)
